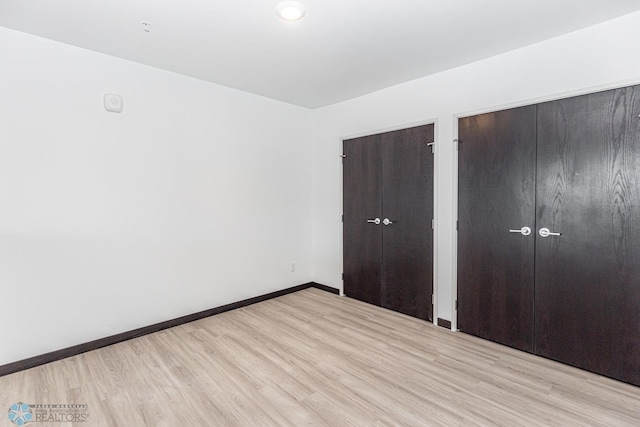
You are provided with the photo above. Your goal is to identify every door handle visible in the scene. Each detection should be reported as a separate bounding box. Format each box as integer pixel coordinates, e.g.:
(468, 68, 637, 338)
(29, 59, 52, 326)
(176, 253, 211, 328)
(367, 218, 381, 225)
(509, 226, 531, 236)
(539, 227, 561, 237)
(382, 218, 394, 226)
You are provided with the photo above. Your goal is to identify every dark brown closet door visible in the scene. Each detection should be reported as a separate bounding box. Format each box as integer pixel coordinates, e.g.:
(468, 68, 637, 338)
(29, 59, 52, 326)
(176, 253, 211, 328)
(343, 134, 383, 305)
(381, 125, 434, 321)
(458, 106, 537, 352)
(535, 86, 640, 385)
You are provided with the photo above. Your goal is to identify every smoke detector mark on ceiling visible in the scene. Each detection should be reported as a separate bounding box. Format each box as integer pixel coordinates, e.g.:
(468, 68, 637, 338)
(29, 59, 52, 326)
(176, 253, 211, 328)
(141, 21, 152, 32)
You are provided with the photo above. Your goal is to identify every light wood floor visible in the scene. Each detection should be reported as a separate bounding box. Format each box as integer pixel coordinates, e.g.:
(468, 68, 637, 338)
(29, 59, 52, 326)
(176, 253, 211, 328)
(2, 288, 640, 426)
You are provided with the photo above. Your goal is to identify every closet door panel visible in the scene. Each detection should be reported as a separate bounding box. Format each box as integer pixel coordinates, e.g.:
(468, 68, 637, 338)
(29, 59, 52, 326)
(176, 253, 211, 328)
(458, 106, 537, 352)
(343, 135, 383, 306)
(535, 86, 640, 385)
(381, 125, 434, 321)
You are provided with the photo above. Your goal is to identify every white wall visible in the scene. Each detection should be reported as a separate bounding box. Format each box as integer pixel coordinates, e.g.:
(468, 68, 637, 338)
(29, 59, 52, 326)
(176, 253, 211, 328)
(311, 11, 640, 326)
(0, 27, 313, 365)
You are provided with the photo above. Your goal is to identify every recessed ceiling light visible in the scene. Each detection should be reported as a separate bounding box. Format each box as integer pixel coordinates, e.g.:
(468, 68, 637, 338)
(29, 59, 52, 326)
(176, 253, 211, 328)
(276, 1, 306, 21)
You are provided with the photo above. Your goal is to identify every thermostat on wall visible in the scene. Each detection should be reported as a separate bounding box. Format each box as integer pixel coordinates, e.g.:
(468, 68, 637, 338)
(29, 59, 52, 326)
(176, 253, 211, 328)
(104, 93, 123, 113)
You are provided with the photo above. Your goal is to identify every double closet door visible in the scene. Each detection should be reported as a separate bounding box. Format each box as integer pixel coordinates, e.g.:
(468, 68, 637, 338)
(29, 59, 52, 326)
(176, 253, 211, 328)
(458, 85, 640, 385)
(343, 124, 434, 321)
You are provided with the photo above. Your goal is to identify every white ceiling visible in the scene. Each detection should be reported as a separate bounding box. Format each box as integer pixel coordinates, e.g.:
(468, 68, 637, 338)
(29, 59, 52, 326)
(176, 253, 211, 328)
(1, 1, 639, 108)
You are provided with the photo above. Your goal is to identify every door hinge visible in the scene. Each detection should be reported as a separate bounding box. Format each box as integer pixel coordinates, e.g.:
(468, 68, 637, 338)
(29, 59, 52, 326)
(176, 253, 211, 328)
(431, 218, 434, 229)
(431, 294, 434, 304)
(341, 214, 344, 223)
(455, 300, 459, 310)
(427, 141, 435, 154)
(454, 139, 459, 150)
(456, 220, 459, 231)
(341, 273, 344, 281)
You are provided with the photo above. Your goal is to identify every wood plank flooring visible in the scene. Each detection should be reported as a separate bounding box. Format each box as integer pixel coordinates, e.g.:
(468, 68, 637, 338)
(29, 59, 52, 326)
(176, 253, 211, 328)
(1, 288, 639, 426)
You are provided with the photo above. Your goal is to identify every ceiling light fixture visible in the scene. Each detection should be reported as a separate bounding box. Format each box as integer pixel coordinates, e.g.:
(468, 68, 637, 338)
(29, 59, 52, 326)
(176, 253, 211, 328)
(276, 1, 306, 21)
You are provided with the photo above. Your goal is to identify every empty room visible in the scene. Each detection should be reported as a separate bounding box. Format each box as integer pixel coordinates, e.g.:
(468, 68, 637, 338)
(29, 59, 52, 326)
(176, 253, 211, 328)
(2, 1, 640, 425)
